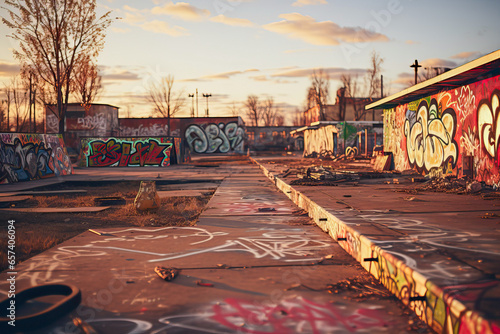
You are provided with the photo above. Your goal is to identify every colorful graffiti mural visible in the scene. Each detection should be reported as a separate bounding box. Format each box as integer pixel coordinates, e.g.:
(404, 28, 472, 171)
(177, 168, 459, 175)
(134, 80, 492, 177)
(0, 133, 72, 184)
(81, 137, 176, 167)
(384, 74, 500, 186)
(185, 121, 245, 154)
(119, 117, 245, 155)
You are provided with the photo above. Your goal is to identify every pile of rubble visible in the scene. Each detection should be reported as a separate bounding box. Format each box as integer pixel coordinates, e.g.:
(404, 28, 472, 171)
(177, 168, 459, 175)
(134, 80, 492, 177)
(415, 176, 500, 197)
(288, 166, 361, 186)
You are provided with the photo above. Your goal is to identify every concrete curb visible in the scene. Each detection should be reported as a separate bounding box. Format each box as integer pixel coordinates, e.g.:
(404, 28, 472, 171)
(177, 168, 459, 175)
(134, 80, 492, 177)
(250, 156, 498, 334)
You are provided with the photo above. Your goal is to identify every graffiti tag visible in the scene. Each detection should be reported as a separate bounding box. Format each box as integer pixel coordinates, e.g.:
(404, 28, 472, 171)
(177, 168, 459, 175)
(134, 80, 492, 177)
(404, 98, 458, 173)
(185, 122, 244, 154)
(85, 138, 173, 167)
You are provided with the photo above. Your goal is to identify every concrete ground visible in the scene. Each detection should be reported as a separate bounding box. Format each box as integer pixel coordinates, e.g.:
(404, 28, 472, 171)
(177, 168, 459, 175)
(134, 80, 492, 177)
(251, 155, 500, 334)
(1, 154, 495, 333)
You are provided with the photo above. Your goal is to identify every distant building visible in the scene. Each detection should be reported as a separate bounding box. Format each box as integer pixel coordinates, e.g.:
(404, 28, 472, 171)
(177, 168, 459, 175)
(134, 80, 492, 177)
(304, 88, 383, 124)
(366, 49, 500, 186)
(246, 126, 303, 151)
(296, 88, 384, 157)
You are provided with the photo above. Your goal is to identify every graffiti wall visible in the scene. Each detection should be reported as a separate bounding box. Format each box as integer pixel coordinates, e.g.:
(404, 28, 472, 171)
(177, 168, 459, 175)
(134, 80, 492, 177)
(0, 133, 73, 184)
(119, 118, 181, 138)
(384, 74, 500, 186)
(119, 117, 245, 155)
(183, 118, 245, 154)
(303, 122, 383, 157)
(81, 137, 178, 167)
(304, 125, 338, 156)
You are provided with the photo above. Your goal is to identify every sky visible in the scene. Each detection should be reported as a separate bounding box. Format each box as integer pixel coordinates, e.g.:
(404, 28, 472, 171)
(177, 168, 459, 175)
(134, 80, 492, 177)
(1, 0, 500, 124)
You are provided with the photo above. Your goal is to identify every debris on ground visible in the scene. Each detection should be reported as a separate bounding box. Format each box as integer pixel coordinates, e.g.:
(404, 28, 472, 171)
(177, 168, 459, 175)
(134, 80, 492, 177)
(411, 176, 499, 196)
(257, 207, 276, 212)
(327, 275, 393, 300)
(196, 280, 214, 287)
(154, 266, 180, 281)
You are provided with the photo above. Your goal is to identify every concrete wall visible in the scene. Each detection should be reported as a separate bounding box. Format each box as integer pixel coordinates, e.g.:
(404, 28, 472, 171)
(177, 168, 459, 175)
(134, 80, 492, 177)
(246, 126, 302, 151)
(383, 74, 500, 186)
(80, 137, 180, 167)
(119, 117, 245, 154)
(0, 133, 72, 184)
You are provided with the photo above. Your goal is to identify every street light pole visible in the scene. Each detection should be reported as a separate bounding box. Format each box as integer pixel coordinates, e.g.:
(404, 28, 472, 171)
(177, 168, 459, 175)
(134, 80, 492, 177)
(196, 89, 199, 118)
(203, 93, 212, 117)
(188, 93, 195, 117)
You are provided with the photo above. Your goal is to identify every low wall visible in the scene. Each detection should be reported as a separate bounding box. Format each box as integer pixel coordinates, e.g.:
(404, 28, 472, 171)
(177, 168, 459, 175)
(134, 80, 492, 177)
(0, 133, 73, 184)
(80, 137, 182, 167)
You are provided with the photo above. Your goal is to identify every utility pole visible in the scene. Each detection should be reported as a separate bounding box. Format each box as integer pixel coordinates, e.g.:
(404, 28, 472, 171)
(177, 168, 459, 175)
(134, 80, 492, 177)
(188, 93, 195, 117)
(196, 89, 199, 117)
(203, 93, 212, 117)
(410, 59, 421, 85)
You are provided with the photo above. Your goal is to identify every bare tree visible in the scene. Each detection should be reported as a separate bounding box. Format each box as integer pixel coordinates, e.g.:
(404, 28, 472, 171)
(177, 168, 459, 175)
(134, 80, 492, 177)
(307, 69, 330, 121)
(341, 51, 384, 121)
(2, 0, 112, 135)
(245, 95, 261, 126)
(228, 102, 239, 117)
(340, 74, 361, 120)
(365, 51, 384, 99)
(2, 84, 13, 132)
(275, 113, 284, 126)
(262, 97, 278, 126)
(292, 107, 305, 126)
(72, 56, 103, 112)
(6, 76, 29, 132)
(0, 100, 6, 132)
(147, 75, 185, 136)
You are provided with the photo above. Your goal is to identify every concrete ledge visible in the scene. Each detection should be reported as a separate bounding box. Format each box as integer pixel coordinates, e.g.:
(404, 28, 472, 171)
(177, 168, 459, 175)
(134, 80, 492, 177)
(250, 157, 498, 334)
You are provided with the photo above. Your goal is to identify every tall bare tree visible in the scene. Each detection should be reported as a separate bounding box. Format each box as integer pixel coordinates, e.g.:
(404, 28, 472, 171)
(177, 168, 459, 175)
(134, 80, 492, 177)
(292, 107, 305, 126)
(340, 74, 360, 120)
(244, 95, 261, 126)
(147, 75, 185, 136)
(72, 56, 103, 112)
(364, 51, 384, 99)
(2, 0, 112, 135)
(2, 84, 13, 131)
(7, 76, 29, 132)
(262, 97, 278, 126)
(307, 69, 330, 121)
(341, 51, 384, 121)
(0, 99, 6, 132)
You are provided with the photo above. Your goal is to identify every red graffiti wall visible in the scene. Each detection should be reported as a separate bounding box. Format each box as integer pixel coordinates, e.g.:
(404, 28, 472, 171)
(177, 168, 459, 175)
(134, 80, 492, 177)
(81, 137, 178, 167)
(384, 74, 500, 186)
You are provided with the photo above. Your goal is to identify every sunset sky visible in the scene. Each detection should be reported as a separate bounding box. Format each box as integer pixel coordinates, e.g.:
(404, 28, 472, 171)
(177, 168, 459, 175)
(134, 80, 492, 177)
(1, 0, 500, 123)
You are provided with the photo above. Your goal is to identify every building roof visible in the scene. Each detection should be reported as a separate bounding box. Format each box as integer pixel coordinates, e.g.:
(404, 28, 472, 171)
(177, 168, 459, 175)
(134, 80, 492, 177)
(366, 49, 500, 110)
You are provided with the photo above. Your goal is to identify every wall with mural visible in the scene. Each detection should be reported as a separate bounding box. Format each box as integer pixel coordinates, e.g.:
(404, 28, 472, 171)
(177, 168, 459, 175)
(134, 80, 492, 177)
(0, 133, 73, 184)
(119, 118, 182, 138)
(303, 122, 383, 157)
(46, 104, 120, 157)
(119, 117, 245, 155)
(384, 74, 500, 186)
(81, 137, 180, 167)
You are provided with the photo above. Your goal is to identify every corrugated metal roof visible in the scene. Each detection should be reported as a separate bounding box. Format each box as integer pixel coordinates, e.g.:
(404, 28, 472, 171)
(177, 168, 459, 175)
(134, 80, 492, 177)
(366, 49, 500, 110)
